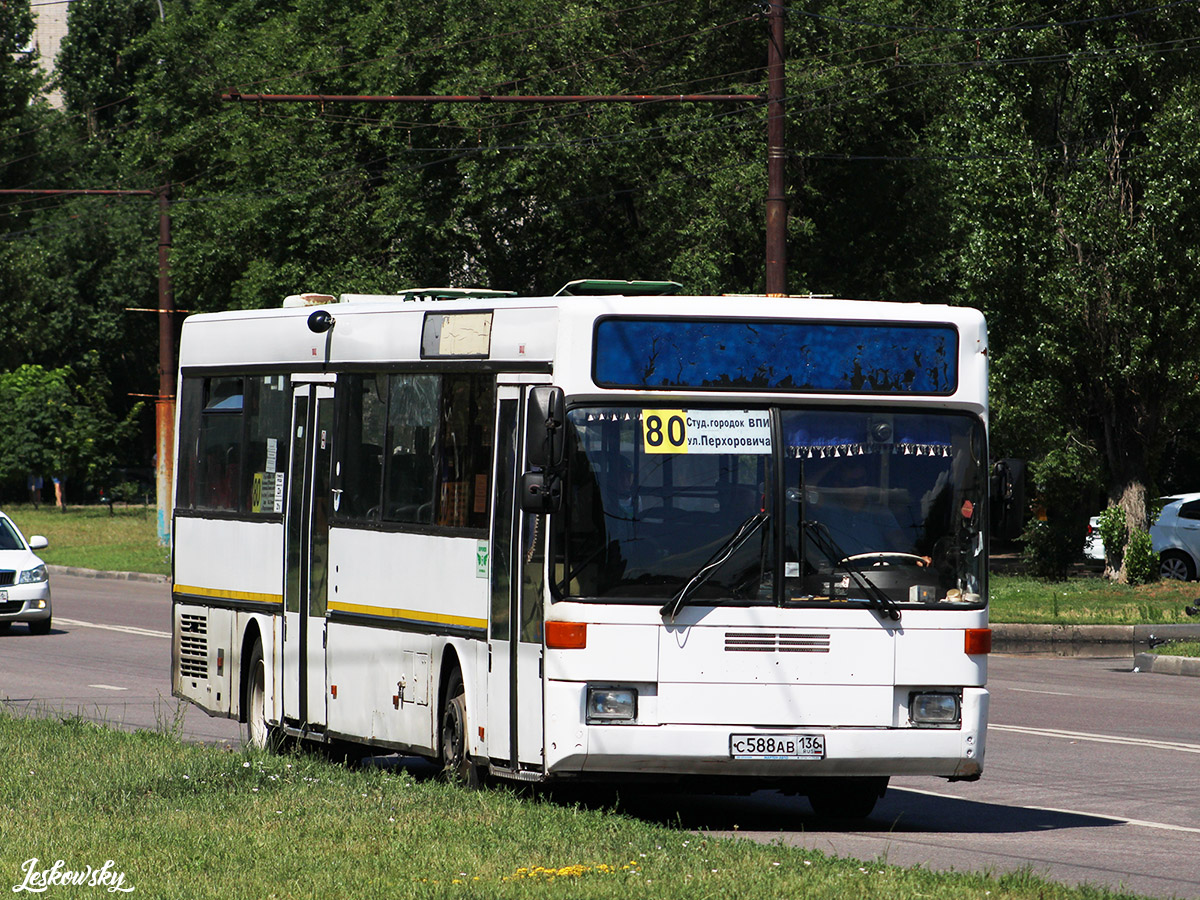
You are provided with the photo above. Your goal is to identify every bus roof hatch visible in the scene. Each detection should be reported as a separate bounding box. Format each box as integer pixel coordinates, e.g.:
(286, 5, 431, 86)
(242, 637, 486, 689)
(555, 279, 683, 296)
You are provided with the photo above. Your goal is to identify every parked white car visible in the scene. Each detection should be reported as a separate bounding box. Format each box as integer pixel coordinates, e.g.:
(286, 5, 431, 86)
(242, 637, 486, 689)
(1084, 515, 1105, 562)
(1151, 493, 1200, 581)
(0, 510, 51, 634)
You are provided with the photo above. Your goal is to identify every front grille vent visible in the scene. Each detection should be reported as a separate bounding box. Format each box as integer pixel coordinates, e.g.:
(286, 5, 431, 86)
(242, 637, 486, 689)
(0, 600, 22, 614)
(0, 571, 14, 587)
(179, 613, 208, 679)
(724, 631, 830, 653)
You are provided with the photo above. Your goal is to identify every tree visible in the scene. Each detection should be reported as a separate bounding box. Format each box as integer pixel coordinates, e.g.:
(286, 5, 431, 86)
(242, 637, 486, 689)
(0, 361, 143, 498)
(927, 1, 1200, 577)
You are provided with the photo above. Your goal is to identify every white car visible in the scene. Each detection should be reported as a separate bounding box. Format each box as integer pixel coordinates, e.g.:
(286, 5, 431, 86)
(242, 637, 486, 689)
(0, 511, 51, 634)
(1084, 515, 1105, 562)
(1152, 493, 1200, 581)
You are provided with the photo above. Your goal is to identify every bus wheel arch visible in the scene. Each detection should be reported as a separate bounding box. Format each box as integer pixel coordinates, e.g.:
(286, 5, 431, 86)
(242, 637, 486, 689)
(238, 622, 264, 725)
(241, 624, 281, 751)
(438, 652, 480, 786)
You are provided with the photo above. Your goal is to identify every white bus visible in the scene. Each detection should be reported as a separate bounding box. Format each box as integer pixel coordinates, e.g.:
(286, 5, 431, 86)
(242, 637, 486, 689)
(171, 280, 991, 817)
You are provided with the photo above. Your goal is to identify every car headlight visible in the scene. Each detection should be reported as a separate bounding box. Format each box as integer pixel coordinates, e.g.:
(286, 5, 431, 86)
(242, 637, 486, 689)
(586, 687, 637, 723)
(19, 564, 47, 585)
(909, 691, 960, 726)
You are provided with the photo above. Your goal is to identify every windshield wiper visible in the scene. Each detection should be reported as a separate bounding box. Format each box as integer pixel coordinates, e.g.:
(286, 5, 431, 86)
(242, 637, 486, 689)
(660, 513, 770, 620)
(800, 520, 901, 621)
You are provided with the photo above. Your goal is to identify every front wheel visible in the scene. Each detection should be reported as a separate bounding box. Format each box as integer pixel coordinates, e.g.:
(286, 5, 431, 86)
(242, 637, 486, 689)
(1159, 551, 1195, 582)
(440, 670, 480, 787)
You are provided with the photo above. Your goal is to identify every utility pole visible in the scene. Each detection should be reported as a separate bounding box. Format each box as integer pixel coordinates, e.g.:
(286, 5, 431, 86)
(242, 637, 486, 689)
(765, 0, 787, 295)
(0, 186, 176, 546)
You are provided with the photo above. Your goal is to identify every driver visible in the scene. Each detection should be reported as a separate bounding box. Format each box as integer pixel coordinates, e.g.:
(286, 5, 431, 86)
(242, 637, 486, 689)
(806, 456, 911, 558)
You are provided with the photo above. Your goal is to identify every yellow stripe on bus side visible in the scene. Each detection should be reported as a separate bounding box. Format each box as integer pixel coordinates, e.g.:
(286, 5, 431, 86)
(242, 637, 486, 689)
(174, 584, 284, 606)
(327, 600, 487, 631)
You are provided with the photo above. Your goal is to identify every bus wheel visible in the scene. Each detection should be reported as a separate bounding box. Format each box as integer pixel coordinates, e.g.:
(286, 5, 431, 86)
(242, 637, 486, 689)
(245, 641, 274, 751)
(440, 670, 480, 787)
(806, 776, 888, 819)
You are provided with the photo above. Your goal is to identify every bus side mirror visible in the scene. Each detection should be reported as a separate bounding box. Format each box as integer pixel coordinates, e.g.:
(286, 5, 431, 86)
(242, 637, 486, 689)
(526, 386, 565, 470)
(520, 471, 562, 514)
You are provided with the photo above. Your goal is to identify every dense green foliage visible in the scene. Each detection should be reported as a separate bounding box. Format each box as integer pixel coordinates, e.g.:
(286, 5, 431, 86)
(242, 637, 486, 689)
(2, 0, 1199, 538)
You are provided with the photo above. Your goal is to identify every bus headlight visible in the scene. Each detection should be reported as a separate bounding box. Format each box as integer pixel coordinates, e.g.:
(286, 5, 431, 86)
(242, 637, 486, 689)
(909, 691, 960, 726)
(586, 687, 637, 723)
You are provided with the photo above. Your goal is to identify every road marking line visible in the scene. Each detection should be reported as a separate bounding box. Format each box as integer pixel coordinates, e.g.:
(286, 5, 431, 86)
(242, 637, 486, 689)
(897, 786, 1200, 834)
(88, 684, 128, 691)
(1008, 688, 1076, 696)
(56, 617, 170, 640)
(991, 723, 1200, 754)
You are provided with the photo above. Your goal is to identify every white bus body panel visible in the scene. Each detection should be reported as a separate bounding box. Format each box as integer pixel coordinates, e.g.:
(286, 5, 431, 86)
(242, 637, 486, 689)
(324, 528, 487, 753)
(172, 518, 284, 718)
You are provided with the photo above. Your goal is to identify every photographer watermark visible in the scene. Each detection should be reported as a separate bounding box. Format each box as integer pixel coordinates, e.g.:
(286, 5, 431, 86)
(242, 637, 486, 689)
(13, 858, 134, 893)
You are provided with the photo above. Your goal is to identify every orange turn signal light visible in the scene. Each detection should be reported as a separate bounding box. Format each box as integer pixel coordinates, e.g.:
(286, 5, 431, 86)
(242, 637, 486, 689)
(964, 628, 992, 655)
(546, 621, 587, 649)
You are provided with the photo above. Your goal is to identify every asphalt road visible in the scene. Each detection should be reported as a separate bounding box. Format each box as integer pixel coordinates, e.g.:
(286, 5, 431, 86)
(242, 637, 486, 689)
(3, 573, 1200, 898)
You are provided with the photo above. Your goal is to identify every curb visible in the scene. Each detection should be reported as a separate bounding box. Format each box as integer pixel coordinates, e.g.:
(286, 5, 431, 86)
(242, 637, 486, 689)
(1133, 652, 1200, 677)
(992, 623, 1133, 647)
(993, 623, 1200, 677)
(48, 565, 169, 585)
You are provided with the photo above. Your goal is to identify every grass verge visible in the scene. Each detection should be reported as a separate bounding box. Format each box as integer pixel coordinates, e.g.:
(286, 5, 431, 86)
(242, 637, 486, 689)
(2, 503, 167, 575)
(989, 575, 1200, 625)
(0, 712, 1149, 900)
(1149, 640, 1200, 658)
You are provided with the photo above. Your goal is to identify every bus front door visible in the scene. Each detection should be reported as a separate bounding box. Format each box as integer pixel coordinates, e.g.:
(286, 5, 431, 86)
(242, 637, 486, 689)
(487, 385, 546, 775)
(282, 382, 334, 730)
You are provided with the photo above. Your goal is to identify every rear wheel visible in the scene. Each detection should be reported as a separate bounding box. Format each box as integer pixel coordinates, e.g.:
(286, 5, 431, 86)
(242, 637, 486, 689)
(244, 641, 275, 750)
(1159, 551, 1195, 582)
(806, 776, 888, 819)
(440, 669, 480, 787)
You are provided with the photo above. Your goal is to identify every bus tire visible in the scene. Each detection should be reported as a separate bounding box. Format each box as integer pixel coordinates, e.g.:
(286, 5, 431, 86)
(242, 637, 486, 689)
(806, 776, 888, 819)
(244, 640, 278, 751)
(440, 669, 480, 787)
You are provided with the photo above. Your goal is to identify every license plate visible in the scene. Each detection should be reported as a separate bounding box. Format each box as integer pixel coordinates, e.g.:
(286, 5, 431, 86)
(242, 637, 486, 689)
(0, 590, 7, 602)
(730, 733, 825, 760)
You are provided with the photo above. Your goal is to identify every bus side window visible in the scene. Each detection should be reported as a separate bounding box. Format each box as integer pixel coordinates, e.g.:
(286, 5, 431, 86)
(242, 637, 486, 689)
(437, 374, 495, 530)
(175, 378, 203, 509)
(383, 375, 438, 525)
(194, 376, 243, 512)
(241, 375, 290, 515)
(337, 374, 386, 520)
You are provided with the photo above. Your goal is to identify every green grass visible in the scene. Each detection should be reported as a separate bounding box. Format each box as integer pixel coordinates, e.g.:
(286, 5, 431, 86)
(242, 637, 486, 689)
(2, 503, 168, 576)
(0, 711, 1152, 900)
(989, 575, 1200, 625)
(1150, 640, 1200, 657)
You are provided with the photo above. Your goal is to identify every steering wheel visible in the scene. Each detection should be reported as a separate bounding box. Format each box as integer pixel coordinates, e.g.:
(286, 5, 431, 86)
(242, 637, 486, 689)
(841, 551, 930, 568)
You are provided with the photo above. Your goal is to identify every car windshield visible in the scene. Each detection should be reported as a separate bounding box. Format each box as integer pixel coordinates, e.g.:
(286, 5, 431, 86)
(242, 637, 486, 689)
(0, 518, 24, 551)
(552, 406, 986, 607)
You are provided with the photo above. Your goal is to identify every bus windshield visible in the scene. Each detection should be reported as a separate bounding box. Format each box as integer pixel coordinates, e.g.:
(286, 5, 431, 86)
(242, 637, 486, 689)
(553, 406, 986, 608)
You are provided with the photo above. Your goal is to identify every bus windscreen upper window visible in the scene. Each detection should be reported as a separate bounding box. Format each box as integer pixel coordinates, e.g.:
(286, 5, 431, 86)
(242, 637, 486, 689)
(593, 318, 958, 394)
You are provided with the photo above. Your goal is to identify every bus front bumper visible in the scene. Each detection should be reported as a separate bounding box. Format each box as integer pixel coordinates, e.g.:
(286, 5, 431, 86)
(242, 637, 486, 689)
(544, 684, 988, 780)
